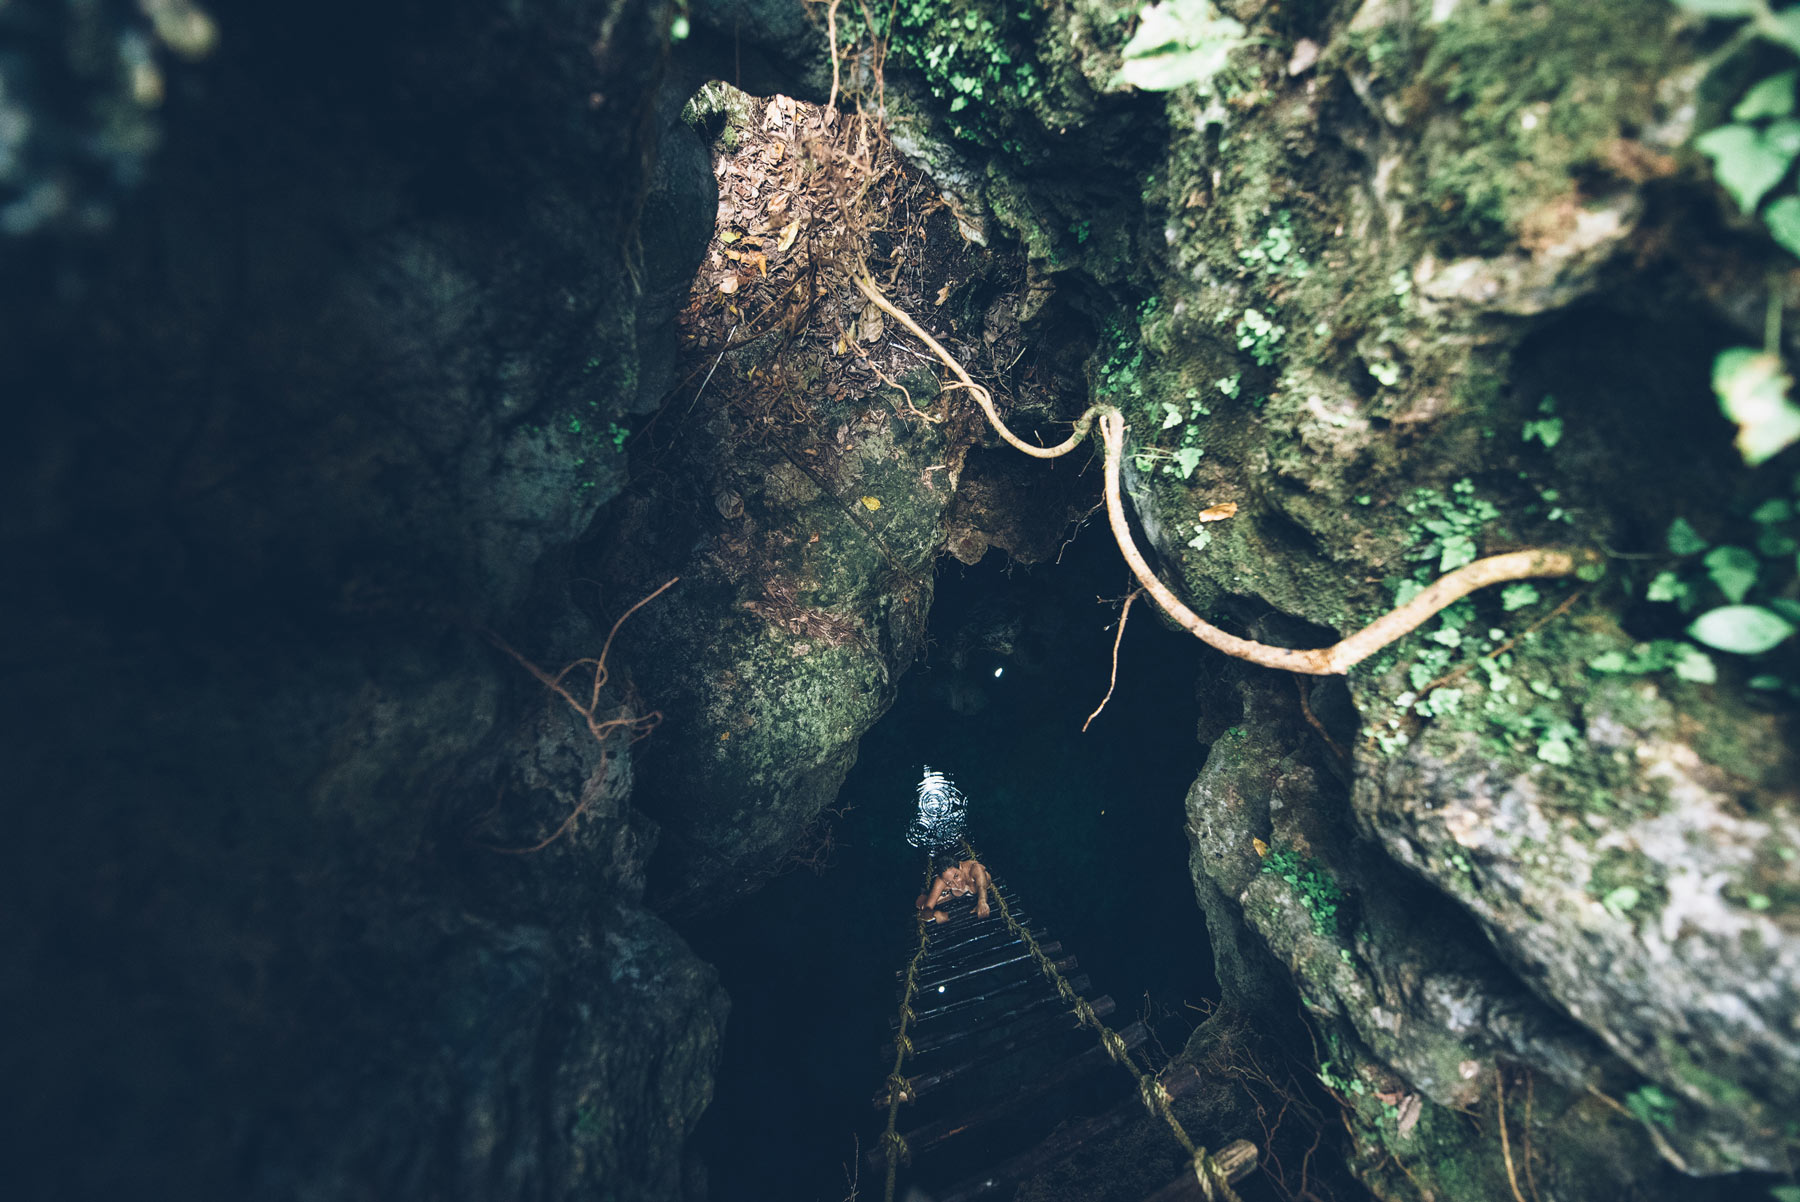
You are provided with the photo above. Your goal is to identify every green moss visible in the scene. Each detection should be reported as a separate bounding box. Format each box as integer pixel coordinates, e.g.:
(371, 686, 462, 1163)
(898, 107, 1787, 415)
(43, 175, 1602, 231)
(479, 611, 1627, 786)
(1416, 0, 1676, 253)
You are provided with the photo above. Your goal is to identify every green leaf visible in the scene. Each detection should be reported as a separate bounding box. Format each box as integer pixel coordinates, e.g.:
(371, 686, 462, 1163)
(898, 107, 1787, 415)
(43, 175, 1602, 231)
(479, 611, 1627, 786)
(1667, 516, 1710, 556)
(1763, 194, 1800, 259)
(1674, 645, 1719, 684)
(1522, 416, 1564, 447)
(1772, 7, 1800, 55)
(1759, 527, 1799, 556)
(1771, 597, 1800, 624)
(1502, 582, 1541, 612)
(1752, 497, 1795, 523)
(1602, 885, 1641, 917)
(1646, 570, 1689, 603)
(1671, 0, 1761, 12)
(1688, 605, 1798, 654)
(1714, 347, 1800, 465)
(1162, 402, 1186, 430)
(1736, 70, 1799, 122)
(1704, 544, 1760, 602)
(1770, 1184, 1800, 1202)
(1694, 124, 1798, 213)
(1116, 0, 1245, 92)
(1173, 446, 1204, 478)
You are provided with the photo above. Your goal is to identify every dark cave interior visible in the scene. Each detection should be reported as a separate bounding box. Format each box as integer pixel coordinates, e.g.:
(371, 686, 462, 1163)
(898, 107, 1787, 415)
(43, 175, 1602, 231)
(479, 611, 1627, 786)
(684, 528, 1219, 1200)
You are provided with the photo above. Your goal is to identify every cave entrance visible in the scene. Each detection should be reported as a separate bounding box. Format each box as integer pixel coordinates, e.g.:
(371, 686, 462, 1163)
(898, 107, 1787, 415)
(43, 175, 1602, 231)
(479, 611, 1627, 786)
(683, 527, 1219, 1200)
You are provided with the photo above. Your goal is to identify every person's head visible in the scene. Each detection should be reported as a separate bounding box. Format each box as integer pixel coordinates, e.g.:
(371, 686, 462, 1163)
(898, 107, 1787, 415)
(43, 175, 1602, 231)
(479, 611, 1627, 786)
(932, 851, 959, 877)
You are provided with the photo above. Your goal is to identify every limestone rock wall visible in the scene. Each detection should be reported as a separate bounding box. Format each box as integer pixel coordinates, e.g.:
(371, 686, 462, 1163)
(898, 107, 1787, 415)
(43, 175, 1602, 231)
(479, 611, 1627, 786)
(871, 0, 1800, 1194)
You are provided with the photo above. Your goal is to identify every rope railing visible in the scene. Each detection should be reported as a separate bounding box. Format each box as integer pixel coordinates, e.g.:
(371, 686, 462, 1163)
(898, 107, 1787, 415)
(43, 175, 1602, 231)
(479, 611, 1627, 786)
(881, 865, 936, 1202)
(962, 841, 1246, 1202)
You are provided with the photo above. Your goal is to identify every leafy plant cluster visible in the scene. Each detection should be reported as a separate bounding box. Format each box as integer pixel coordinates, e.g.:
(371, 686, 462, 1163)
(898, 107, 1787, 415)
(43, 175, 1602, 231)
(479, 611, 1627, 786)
(1683, 0, 1800, 257)
(1404, 478, 1502, 575)
(1238, 212, 1310, 280)
(1601, 498, 1800, 693)
(1682, 1, 1800, 463)
(887, 0, 1044, 147)
(1094, 316, 1147, 407)
(1234, 307, 1284, 366)
(1132, 386, 1211, 479)
(1370, 481, 1585, 756)
(1263, 845, 1344, 939)
(521, 398, 631, 492)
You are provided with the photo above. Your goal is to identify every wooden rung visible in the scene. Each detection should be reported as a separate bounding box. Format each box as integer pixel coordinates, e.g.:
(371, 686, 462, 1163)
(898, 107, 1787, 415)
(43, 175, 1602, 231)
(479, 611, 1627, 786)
(1137, 1140, 1260, 1201)
(930, 1063, 1214, 1202)
(898, 980, 1091, 1059)
(870, 997, 1117, 1108)
(921, 914, 1029, 958)
(867, 1021, 1151, 1172)
(917, 941, 1061, 993)
(907, 957, 1080, 1027)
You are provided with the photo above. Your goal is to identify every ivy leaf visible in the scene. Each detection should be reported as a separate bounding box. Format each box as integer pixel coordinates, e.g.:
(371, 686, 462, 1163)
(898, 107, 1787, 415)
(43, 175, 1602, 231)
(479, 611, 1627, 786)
(1688, 604, 1798, 654)
(1773, 7, 1800, 55)
(1764, 195, 1800, 259)
(1116, 0, 1245, 92)
(1760, 526, 1799, 556)
(1704, 545, 1760, 602)
(1173, 446, 1204, 478)
(1695, 124, 1800, 213)
(1752, 497, 1796, 523)
(1714, 347, 1800, 465)
(1646, 570, 1689, 604)
(1667, 516, 1710, 556)
(1162, 402, 1186, 430)
(1736, 70, 1799, 122)
(1674, 645, 1719, 684)
(1501, 582, 1540, 611)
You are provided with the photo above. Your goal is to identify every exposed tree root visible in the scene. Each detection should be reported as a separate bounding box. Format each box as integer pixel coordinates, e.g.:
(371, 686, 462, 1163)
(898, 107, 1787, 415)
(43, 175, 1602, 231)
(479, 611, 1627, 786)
(479, 577, 679, 852)
(855, 274, 1597, 677)
(1083, 587, 1142, 732)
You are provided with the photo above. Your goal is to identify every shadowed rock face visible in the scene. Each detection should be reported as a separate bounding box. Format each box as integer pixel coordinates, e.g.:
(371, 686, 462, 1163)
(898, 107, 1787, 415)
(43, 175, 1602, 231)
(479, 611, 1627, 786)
(2, 1, 728, 1197)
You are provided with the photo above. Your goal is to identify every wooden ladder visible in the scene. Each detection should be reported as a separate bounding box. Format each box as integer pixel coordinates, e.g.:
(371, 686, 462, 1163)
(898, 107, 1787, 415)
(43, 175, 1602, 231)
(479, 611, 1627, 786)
(870, 876, 1257, 1201)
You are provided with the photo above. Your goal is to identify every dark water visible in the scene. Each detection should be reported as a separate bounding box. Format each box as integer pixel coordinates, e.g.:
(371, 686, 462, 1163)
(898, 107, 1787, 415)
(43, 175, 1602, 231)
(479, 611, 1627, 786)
(686, 531, 1217, 1201)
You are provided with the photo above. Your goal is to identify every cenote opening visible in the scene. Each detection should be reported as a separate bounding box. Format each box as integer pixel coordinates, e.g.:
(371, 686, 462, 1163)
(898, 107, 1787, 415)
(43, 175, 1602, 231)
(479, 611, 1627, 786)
(684, 526, 1219, 1200)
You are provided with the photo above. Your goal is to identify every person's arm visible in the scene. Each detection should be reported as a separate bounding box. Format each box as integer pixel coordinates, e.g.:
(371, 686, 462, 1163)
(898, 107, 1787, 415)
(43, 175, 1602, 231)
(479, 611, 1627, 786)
(972, 862, 991, 917)
(921, 875, 948, 911)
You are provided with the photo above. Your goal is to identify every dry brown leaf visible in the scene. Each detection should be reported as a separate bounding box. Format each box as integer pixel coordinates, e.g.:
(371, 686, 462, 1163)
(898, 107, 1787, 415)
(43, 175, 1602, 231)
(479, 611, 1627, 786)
(1396, 1094, 1422, 1139)
(1197, 502, 1238, 522)
(718, 275, 738, 295)
(934, 282, 952, 307)
(720, 229, 741, 244)
(776, 219, 801, 254)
